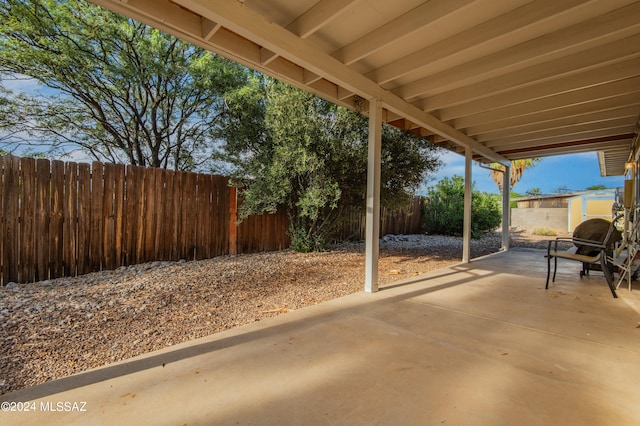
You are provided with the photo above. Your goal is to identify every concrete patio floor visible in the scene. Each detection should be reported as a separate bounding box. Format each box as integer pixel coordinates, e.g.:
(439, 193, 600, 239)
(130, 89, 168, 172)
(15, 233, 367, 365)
(3, 248, 640, 425)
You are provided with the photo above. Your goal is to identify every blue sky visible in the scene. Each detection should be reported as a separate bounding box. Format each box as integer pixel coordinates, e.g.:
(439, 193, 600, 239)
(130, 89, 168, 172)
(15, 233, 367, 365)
(429, 150, 625, 195)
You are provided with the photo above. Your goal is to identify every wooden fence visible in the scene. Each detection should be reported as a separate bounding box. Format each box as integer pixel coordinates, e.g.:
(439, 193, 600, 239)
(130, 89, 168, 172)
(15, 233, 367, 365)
(331, 198, 424, 242)
(0, 155, 290, 285)
(0, 155, 422, 285)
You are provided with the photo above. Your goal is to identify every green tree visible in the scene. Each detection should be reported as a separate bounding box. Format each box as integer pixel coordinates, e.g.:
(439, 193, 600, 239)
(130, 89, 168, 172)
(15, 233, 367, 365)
(0, 0, 249, 170)
(489, 159, 541, 193)
(509, 190, 523, 208)
(215, 79, 442, 251)
(422, 176, 501, 239)
(586, 184, 607, 190)
(526, 188, 542, 197)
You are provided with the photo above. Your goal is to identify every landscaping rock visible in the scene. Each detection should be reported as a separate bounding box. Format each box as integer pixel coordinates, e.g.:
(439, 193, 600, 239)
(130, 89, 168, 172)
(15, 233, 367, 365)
(0, 232, 552, 395)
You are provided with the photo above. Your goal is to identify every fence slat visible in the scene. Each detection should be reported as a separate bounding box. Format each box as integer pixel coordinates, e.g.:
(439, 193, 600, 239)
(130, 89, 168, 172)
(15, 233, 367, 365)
(141, 166, 153, 262)
(77, 163, 91, 275)
(205, 174, 215, 259)
(33, 159, 50, 281)
(182, 172, 197, 260)
(194, 173, 204, 260)
(102, 163, 116, 271)
(152, 168, 165, 260)
(51, 160, 65, 279)
(210, 176, 220, 256)
(170, 170, 183, 261)
(90, 162, 104, 272)
(219, 177, 231, 256)
(64, 162, 78, 277)
(19, 158, 36, 283)
(127, 165, 144, 265)
(162, 169, 175, 261)
(122, 165, 133, 265)
(2, 156, 19, 283)
(113, 164, 125, 268)
(210, 176, 219, 256)
(195, 174, 209, 260)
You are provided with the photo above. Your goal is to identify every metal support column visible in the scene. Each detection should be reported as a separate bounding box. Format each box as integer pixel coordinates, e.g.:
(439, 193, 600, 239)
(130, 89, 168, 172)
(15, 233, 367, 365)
(502, 164, 511, 251)
(462, 147, 472, 263)
(365, 99, 382, 293)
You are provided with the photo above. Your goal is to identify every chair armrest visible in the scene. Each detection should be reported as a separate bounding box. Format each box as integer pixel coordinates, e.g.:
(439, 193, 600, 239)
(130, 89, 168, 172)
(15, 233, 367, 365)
(547, 236, 606, 255)
(562, 237, 607, 249)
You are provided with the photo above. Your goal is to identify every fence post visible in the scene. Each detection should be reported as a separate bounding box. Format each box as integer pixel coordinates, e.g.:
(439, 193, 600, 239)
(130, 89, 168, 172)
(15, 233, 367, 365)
(229, 186, 237, 255)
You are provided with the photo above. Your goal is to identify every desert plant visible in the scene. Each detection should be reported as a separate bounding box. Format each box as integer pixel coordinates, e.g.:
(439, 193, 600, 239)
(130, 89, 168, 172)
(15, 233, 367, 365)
(532, 228, 557, 236)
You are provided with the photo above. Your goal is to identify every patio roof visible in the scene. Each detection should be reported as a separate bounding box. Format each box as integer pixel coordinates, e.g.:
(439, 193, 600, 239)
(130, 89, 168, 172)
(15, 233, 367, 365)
(90, 0, 640, 174)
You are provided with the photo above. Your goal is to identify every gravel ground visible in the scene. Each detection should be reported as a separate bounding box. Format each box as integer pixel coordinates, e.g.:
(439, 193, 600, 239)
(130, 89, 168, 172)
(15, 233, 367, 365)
(0, 231, 565, 395)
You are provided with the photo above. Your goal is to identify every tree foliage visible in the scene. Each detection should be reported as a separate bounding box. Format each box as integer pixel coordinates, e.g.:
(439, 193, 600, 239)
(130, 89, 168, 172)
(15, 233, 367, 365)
(0, 85, 22, 145)
(0, 0, 249, 170)
(509, 190, 523, 208)
(215, 78, 442, 251)
(422, 176, 501, 239)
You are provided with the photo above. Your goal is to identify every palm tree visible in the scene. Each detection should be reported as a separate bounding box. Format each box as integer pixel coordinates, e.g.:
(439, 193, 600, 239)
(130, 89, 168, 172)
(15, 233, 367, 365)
(526, 188, 542, 197)
(489, 159, 541, 193)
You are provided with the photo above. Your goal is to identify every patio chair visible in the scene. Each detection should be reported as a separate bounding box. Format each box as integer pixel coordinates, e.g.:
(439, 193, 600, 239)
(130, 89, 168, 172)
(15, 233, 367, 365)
(546, 215, 623, 298)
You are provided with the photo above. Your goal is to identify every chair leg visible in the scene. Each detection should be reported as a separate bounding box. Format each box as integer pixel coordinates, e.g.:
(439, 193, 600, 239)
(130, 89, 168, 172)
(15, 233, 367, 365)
(546, 253, 552, 289)
(600, 252, 618, 298)
(552, 256, 558, 282)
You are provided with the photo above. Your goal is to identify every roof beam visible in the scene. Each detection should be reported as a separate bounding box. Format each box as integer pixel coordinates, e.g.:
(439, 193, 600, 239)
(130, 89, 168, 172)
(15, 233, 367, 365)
(171, 0, 508, 164)
(366, 0, 628, 86)
(332, 0, 479, 65)
(90, 0, 202, 39)
(397, 2, 640, 101)
(426, 56, 640, 115)
(260, 0, 358, 81)
(202, 18, 221, 40)
(470, 105, 640, 139)
(503, 145, 626, 160)
(286, 0, 357, 39)
(489, 129, 635, 151)
(451, 78, 640, 128)
(496, 134, 633, 158)
(460, 96, 640, 135)
(484, 121, 636, 148)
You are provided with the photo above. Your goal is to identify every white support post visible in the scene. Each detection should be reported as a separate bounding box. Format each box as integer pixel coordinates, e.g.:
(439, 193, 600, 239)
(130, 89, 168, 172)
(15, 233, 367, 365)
(502, 164, 511, 251)
(365, 99, 382, 293)
(462, 147, 472, 263)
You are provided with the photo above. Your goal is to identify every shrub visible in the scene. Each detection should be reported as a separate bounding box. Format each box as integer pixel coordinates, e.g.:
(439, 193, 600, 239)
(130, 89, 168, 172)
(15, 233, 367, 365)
(288, 221, 327, 253)
(532, 228, 557, 236)
(422, 176, 501, 239)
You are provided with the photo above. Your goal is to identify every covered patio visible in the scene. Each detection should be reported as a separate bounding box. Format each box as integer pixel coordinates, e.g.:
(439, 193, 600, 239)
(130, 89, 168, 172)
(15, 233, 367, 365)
(3, 248, 640, 424)
(3, 1, 640, 424)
